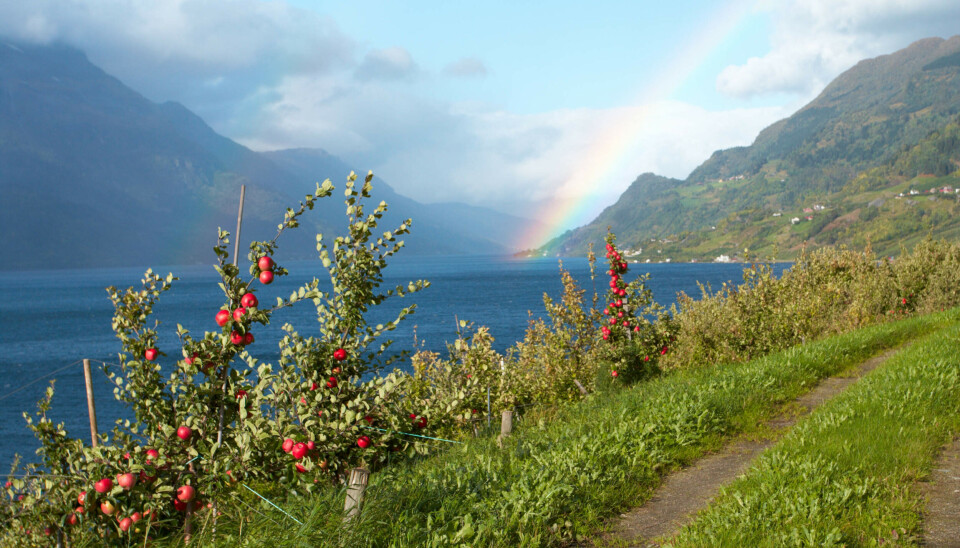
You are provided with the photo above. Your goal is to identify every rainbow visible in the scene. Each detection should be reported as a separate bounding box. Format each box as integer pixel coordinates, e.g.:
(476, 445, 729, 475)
(514, 0, 758, 251)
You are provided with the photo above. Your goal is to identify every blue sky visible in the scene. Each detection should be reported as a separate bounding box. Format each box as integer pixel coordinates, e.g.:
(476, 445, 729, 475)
(2, 0, 959, 242)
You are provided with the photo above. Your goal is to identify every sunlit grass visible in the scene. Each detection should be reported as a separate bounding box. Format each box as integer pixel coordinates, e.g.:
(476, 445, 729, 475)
(174, 310, 956, 547)
(669, 319, 960, 547)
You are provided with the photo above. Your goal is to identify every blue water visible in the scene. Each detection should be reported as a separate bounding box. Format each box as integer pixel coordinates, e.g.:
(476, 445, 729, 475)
(0, 256, 787, 469)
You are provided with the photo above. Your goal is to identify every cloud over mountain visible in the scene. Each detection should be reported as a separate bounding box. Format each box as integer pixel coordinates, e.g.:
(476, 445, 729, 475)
(717, 0, 960, 98)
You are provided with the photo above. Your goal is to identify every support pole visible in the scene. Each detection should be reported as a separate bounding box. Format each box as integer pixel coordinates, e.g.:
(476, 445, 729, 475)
(501, 410, 513, 439)
(574, 379, 589, 396)
(231, 184, 246, 268)
(219, 184, 247, 448)
(344, 467, 370, 521)
(486, 386, 491, 429)
(82, 359, 98, 447)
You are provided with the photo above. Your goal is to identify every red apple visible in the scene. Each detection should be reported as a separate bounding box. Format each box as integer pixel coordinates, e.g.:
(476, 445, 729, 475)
(131, 512, 141, 523)
(611, 370, 619, 377)
(176, 426, 191, 441)
(230, 331, 244, 345)
(417, 416, 427, 428)
(145, 449, 159, 462)
(236, 389, 248, 400)
(306, 440, 315, 451)
(295, 463, 307, 473)
(333, 348, 347, 361)
(119, 517, 132, 532)
(100, 500, 116, 515)
(215, 309, 231, 327)
(3, 481, 10, 489)
(259, 270, 274, 284)
(291, 443, 307, 460)
(173, 498, 187, 512)
(176, 484, 196, 503)
(94, 478, 112, 494)
(327, 376, 337, 388)
(282, 438, 295, 453)
(257, 256, 274, 271)
(66, 513, 78, 526)
(357, 436, 371, 449)
(241, 293, 258, 308)
(75, 506, 84, 515)
(144, 348, 158, 361)
(117, 473, 137, 490)
(77, 491, 86, 505)
(233, 307, 247, 323)
(244, 332, 254, 345)
(44, 527, 52, 536)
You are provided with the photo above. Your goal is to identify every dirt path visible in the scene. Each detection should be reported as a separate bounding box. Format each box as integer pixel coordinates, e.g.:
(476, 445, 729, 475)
(601, 347, 901, 547)
(922, 436, 960, 547)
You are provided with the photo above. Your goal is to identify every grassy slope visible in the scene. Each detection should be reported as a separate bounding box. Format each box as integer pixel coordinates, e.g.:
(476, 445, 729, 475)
(670, 321, 960, 546)
(180, 311, 957, 547)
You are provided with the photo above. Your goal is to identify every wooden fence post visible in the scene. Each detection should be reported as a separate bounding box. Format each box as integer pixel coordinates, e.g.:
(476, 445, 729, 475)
(501, 409, 513, 439)
(573, 379, 588, 396)
(344, 467, 370, 521)
(82, 359, 98, 447)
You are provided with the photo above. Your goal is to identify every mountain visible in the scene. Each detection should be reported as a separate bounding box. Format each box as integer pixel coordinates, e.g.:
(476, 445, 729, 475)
(261, 148, 544, 256)
(542, 36, 960, 259)
(0, 41, 533, 270)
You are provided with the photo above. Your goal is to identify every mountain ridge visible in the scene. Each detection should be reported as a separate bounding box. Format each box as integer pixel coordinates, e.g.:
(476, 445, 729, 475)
(0, 40, 535, 270)
(540, 35, 960, 259)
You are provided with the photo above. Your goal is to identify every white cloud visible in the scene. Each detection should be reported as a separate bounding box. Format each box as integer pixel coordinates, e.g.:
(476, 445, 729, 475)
(443, 57, 488, 78)
(718, 0, 960, 98)
(354, 47, 420, 82)
(239, 71, 787, 221)
(0, 0, 355, 108)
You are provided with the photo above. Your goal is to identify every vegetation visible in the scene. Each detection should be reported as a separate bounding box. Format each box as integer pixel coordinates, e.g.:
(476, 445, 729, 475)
(670, 322, 960, 546)
(157, 313, 955, 546)
(5, 169, 960, 546)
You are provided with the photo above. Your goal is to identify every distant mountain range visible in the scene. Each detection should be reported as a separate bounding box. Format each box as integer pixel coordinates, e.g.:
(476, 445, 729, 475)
(0, 41, 542, 270)
(540, 36, 960, 260)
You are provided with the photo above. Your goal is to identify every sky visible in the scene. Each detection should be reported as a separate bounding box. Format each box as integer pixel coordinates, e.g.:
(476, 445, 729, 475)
(2, 0, 959, 248)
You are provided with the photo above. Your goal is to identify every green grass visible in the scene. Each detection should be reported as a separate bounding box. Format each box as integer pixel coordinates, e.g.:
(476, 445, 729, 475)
(668, 320, 960, 547)
(178, 311, 955, 547)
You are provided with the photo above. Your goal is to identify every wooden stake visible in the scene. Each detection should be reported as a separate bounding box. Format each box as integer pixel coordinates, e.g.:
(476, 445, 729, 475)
(574, 379, 588, 396)
(486, 386, 492, 429)
(501, 410, 513, 438)
(219, 184, 247, 450)
(344, 467, 370, 521)
(82, 359, 98, 447)
(232, 184, 246, 268)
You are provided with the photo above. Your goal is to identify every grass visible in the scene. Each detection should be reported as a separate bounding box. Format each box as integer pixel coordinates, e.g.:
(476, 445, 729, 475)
(175, 310, 956, 547)
(667, 318, 960, 547)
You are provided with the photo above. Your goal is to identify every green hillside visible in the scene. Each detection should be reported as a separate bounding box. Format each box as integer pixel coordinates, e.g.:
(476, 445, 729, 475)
(539, 36, 960, 261)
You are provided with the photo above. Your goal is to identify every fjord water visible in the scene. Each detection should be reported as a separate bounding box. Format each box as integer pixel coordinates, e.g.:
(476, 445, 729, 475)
(0, 256, 787, 469)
